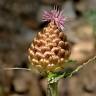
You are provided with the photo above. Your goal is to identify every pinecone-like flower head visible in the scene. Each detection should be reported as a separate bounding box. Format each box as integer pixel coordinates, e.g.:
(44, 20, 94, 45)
(28, 9, 71, 73)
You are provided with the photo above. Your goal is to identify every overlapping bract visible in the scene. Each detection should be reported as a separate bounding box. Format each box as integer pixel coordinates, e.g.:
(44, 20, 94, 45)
(28, 22, 71, 73)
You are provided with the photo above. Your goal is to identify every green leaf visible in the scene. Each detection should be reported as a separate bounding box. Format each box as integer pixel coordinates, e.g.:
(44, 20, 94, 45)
(48, 72, 65, 83)
(63, 68, 74, 78)
(48, 60, 77, 83)
(48, 56, 96, 84)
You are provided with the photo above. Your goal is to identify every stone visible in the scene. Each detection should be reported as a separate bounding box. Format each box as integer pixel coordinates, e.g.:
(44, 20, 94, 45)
(70, 41, 95, 62)
(13, 71, 31, 93)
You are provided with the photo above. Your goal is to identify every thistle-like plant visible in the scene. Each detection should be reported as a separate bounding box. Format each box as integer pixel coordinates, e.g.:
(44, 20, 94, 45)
(28, 8, 71, 96)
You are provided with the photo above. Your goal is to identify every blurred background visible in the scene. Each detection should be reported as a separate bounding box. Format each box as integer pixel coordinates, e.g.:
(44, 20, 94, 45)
(0, 0, 96, 96)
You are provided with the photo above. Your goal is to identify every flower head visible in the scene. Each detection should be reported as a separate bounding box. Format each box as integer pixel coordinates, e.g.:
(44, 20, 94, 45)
(42, 9, 66, 30)
(28, 22, 71, 73)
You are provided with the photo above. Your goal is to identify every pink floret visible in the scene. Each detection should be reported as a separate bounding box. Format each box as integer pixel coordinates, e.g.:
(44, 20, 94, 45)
(42, 9, 66, 30)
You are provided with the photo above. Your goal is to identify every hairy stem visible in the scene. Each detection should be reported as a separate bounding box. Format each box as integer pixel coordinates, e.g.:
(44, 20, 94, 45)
(47, 81, 58, 96)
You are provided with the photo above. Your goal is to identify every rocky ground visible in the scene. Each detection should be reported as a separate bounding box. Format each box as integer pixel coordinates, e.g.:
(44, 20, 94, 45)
(0, 0, 96, 96)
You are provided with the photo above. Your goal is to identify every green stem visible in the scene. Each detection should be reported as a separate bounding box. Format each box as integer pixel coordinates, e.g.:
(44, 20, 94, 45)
(47, 79, 58, 96)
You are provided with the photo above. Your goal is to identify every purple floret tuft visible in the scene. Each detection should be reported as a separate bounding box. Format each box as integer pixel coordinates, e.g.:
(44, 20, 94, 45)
(42, 9, 66, 30)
